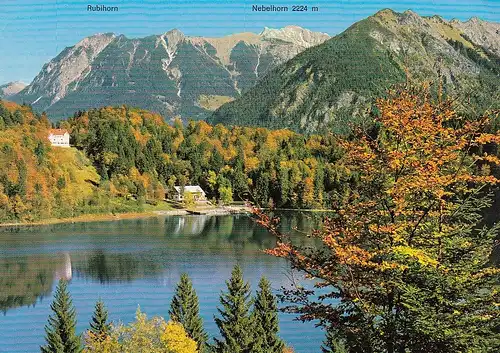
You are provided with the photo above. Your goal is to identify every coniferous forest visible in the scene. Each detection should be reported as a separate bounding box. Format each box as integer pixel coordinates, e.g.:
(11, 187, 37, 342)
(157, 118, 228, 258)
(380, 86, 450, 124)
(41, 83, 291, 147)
(1, 5, 499, 353)
(44, 267, 288, 353)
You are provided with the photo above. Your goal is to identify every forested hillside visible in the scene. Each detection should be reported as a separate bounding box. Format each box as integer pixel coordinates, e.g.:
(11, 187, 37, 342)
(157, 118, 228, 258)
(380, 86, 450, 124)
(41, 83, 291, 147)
(0, 99, 350, 223)
(64, 105, 347, 209)
(0, 101, 104, 222)
(210, 9, 500, 133)
(3, 89, 500, 225)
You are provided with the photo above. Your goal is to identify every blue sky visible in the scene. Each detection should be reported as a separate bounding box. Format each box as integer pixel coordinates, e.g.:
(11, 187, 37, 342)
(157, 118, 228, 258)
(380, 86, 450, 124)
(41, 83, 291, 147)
(0, 0, 499, 83)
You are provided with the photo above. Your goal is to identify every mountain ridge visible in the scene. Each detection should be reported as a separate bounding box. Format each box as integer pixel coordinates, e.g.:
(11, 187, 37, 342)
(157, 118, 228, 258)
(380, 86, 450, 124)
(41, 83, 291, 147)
(12, 26, 329, 121)
(209, 9, 500, 133)
(0, 81, 27, 98)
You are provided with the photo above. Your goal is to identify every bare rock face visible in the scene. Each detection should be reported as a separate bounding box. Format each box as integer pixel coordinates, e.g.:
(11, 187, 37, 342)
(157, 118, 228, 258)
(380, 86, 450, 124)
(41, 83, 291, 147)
(23, 33, 116, 107)
(161, 29, 185, 55)
(13, 27, 329, 121)
(260, 25, 330, 48)
(370, 9, 484, 81)
(258, 26, 330, 64)
(398, 9, 429, 27)
(451, 17, 500, 56)
(0, 81, 26, 97)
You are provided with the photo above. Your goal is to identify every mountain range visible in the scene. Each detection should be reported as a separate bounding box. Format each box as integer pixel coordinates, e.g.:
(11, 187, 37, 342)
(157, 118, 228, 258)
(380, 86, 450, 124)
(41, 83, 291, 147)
(10, 26, 329, 121)
(210, 10, 500, 133)
(7, 9, 500, 132)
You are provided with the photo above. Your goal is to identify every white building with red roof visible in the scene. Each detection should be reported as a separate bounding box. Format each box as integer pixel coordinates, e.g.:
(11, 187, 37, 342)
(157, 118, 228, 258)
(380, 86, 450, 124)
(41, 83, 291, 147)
(48, 129, 70, 147)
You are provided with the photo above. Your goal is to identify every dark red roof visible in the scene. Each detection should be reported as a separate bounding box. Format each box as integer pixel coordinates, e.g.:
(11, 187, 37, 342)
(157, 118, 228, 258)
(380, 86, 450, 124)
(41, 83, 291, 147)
(49, 129, 69, 135)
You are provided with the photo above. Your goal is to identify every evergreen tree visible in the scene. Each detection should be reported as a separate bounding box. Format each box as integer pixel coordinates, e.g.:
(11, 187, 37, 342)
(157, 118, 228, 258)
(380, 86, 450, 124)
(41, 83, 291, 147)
(41, 279, 81, 353)
(0, 103, 13, 127)
(12, 110, 24, 124)
(213, 265, 254, 353)
(169, 273, 208, 352)
(254, 171, 270, 207)
(321, 327, 347, 353)
(251, 277, 284, 353)
(0, 102, 9, 123)
(89, 299, 110, 337)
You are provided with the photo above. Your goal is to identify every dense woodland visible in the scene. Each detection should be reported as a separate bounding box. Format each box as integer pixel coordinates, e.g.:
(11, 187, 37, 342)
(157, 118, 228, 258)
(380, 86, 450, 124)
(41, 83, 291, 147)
(259, 87, 500, 352)
(1, 83, 500, 352)
(63, 105, 349, 209)
(0, 101, 127, 222)
(1, 96, 500, 224)
(0, 99, 354, 222)
(0, 101, 106, 222)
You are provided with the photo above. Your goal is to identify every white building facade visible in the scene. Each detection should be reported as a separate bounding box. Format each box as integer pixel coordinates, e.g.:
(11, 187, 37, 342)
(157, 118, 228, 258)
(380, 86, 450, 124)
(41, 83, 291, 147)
(48, 129, 70, 147)
(173, 185, 206, 202)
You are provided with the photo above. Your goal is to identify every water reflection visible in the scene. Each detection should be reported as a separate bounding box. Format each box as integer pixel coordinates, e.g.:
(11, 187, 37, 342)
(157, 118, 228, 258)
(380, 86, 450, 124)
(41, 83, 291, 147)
(0, 214, 328, 353)
(73, 250, 163, 284)
(0, 214, 318, 313)
(0, 253, 71, 313)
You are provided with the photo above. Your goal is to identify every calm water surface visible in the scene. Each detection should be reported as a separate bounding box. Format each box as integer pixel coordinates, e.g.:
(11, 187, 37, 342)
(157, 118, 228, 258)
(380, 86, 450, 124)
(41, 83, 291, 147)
(0, 214, 326, 353)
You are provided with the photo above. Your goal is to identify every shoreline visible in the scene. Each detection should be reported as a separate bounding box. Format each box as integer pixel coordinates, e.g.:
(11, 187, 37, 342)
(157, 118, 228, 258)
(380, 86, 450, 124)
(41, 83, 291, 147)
(0, 211, 164, 229)
(0, 206, 253, 229)
(0, 205, 333, 229)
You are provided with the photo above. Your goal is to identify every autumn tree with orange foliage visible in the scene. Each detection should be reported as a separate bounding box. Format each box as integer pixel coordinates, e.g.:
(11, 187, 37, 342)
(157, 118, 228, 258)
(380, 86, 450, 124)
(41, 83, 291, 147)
(257, 86, 500, 353)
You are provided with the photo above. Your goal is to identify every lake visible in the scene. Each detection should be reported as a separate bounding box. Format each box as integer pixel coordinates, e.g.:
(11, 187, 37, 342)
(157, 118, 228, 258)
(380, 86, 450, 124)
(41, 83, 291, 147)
(0, 214, 326, 353)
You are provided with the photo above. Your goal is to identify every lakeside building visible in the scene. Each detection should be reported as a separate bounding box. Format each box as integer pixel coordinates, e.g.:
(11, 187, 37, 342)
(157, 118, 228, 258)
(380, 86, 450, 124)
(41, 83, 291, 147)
(173, 185, 207, 202)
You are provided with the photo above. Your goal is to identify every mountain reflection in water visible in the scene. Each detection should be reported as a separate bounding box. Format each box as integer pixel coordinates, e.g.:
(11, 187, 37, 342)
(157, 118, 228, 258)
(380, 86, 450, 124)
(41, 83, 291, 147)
(0, 213, 319, 313)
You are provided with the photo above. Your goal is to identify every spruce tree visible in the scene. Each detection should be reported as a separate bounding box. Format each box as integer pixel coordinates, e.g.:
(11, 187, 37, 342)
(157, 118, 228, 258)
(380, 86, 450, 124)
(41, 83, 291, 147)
(41, 279, 81, 353)
(169, 273, 208, 352)
(89, 299, 110, 337)
(213, 265, 254, 353)
(251, 277, 284, 353)
(322, 327, 347, 353)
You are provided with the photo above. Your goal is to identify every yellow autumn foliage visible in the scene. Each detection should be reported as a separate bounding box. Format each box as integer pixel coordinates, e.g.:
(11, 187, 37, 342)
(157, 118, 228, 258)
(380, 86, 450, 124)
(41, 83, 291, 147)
(160, 321, 198, 353)
(0, 102, 102, 221)
(83, 308, 198, 353)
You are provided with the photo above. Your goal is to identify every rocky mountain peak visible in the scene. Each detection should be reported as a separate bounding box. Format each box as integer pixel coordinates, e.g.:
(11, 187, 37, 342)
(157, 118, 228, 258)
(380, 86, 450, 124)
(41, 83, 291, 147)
(451, 17, 500, 56)
(0, 81, 27, 97)
(160, 28, 185, 54)
(73, 33, 116, 61)
(163, 29, 185, 42)
(210, 10, 500, 134)
(399, 10, 428, 26)
(374, 8, 397, 19)
(428, 15, 446, 24)
(467, 16, 482, 24)
(14, 25, 330, 120)
(24, 32, 116, 104)
(75, 32, 115, 47)
(260, 25, 329, 47)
